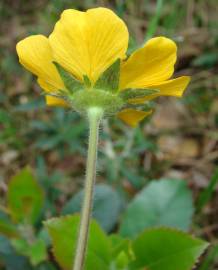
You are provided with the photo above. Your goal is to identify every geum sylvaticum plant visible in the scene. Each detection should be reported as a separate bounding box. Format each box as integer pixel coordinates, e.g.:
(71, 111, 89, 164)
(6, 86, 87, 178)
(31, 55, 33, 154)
(16, 7, 208, 270)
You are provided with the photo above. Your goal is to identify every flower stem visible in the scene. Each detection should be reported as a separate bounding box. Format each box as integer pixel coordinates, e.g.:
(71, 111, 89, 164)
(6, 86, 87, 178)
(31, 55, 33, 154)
(73, 107, 103, 270)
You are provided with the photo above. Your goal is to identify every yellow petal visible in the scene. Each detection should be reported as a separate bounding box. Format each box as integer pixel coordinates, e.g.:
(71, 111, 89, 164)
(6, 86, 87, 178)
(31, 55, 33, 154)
(129, 76, 191, 104)
(49, 7, 128, 83)
(120, 37, 177, 89)
(117, 109, 152, 127)
(16, 35, 65, 92)
(45, 96, 70, 107)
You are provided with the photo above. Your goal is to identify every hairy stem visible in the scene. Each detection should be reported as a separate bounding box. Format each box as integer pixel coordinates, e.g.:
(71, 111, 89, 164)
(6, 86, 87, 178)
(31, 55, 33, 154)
(73, 107, 103, 270)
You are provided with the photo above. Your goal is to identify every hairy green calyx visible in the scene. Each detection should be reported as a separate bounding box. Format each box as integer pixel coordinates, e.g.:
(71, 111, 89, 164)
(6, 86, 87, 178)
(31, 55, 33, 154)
(70, 89, 124, 115)
(47, 59, 158, 117)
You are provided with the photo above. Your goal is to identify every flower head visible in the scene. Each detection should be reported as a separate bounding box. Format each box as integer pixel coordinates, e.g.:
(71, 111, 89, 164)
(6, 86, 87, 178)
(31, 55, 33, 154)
(16, 7, 190, 127)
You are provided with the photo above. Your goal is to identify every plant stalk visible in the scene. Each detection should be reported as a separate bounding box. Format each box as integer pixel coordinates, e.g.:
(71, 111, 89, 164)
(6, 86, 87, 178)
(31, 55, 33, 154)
(73, 107, 103, 270)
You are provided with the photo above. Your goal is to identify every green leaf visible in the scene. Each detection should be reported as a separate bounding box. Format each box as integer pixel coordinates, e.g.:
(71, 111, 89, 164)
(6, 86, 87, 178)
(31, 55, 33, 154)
(109, 234, 130, 258)
(0, 236, 32, 270)
(95, 59, 120, 93)
(44, 215, 111, 270)
(53, 62, 82, 93)
(196, 167, 218, 212)
(199, 244, 218, 270)
(119, 88, 159, 100)
(192, 52, 218, 68)
(131, 228, 209, 270)
(62, 184, 123, 232)
(0, 210, 18, 238)
(0, 218, 18, 238)
(119, 179, 194, 237)
(109, 235, 132, 269)
(12, 238, 47, 266)
(7, 167, 44, 224)
(114, 251, 129, 269)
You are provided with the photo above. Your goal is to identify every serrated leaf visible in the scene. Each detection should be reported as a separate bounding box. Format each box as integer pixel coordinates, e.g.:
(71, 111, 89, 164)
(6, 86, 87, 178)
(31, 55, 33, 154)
(62, 184, 123, 232)
(131, 228, 209, 270)
(119, 179, 194, 238)
(95, 59, 120, 93)
(7, 167, 44, 224)
(44, 215, 111, 270)
(119, 88, 159, 100)
(53, 62, 82, 93)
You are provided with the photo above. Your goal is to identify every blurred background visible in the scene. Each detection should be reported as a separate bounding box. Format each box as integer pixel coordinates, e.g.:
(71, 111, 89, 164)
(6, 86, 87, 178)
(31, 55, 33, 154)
(0, 0, 218, 269)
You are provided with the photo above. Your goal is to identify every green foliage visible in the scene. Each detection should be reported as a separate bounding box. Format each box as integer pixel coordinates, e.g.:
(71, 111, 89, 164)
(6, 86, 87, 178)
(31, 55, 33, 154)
(62, 184, 123, 232)
(0, 108, 24, 149)
(199, 244, 218, 270)
(11, 238, 47, 266)
(1, 0, 217, 268)
(45, 214, 208, 270)
(30, 108, 86, 153)
(45, 215, 111, 270)
(131, 227, 209, 270)
(0, 236, 32, 270)
(119, 179, 194, 237)
(7, 167, 44, 224)
(0, 211, 19, 238)
(53, 62, 82, 93)
(95, 59, 120, 93)
(119, 88, 159, 101)
(197, 167, 218, 212)
(192, 52, 218, 68)
(109, 234, 130, 258)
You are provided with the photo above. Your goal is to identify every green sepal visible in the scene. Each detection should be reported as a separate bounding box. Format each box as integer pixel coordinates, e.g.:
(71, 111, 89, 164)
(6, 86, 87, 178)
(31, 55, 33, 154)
(83, 75, 92, 89)
(43, 92, 71, 106)
(95, 59, 120, 93)
(71, 89, 124, 115)
(122, 101, 153, 112)
(119, 88, 160, 101)
(53, 62, 82, 93)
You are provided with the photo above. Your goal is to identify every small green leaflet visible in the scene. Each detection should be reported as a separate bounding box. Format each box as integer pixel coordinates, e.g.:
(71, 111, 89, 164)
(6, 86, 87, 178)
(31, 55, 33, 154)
(119, 88, 160, 100)
(53, 62, 82, 93)
(95, 59, 120, 93)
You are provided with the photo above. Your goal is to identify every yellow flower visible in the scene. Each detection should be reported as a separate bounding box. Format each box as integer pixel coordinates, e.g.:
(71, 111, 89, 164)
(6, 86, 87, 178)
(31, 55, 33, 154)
(16, 7, 190, 127)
